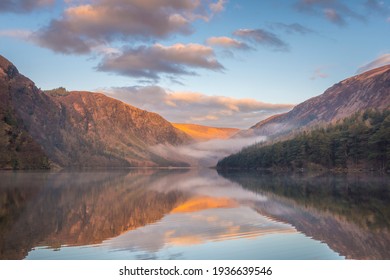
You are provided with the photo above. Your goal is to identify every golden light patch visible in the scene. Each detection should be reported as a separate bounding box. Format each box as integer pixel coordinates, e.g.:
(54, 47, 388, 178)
(66, 5, 98, 19)
(166, 235, 203, 246)
(171, 196, 238, 213)
(172, 123, 239, 141)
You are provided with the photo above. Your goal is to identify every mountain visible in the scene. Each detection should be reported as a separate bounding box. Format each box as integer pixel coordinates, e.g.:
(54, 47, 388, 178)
(218, 109, 390, 170)
(172, 123, 239, 141)
(241, 65, 390, 138)
(0, 56, 50, 169)
(0, 55, 192, 169)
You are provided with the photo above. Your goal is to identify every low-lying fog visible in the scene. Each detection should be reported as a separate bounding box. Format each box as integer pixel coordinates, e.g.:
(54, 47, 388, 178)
(152, 135, 265, 167)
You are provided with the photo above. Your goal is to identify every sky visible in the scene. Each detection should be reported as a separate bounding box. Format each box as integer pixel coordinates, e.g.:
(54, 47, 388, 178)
(0, 0, 389, 128)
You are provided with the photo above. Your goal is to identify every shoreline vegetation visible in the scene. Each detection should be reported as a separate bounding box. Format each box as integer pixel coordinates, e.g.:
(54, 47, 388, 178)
(217, 109, 390, 173)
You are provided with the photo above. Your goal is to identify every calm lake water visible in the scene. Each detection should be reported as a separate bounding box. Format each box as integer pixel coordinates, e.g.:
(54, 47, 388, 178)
(1, 169, 389, 260)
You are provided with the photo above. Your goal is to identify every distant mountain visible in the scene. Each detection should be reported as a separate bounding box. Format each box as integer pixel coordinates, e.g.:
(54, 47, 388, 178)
(219, 65, 390, 170)
(0, 55, 191, 169)
(241, 65, 390, 138)
(172, 123, 239, 141)
(218, 109, 390, 170)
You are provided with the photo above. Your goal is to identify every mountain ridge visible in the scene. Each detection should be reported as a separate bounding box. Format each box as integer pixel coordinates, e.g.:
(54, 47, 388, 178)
(240, 64, 390, 138)
(0, 55, 192, 169)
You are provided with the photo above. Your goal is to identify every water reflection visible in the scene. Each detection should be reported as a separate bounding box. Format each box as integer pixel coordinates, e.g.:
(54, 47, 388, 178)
(0, 170, 187, 259)
(219, 171, 390, 259)
(0, 169, 389, 259)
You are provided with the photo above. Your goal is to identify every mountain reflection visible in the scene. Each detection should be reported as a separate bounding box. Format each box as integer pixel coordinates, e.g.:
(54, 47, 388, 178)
(219, 171, 390, 259)
(1, 169, 389, 259)
(0, 170, 188, 259)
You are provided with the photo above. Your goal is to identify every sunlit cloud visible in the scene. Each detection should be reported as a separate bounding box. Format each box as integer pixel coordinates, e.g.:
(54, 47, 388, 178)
(97, 43, 224, 81)
(0, 0, 54, 13)
(102, 86, 294, 128)
(206, 36, 251, 50)
(233, 28, 289, 52)
(210, 0, 226, 13)
(357, 54, 390, 73)
(32, 0, 225, 54)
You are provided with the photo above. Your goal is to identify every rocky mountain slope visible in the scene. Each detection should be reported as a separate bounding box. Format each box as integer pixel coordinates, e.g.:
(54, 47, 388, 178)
(0, 56, 50, 169)
(172, 123, 239, 141)
(242, 65, 390, 138)
(0, 55, 192, 169)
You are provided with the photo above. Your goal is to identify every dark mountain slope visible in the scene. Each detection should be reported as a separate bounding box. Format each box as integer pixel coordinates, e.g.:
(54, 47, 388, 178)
(0, 55, 50, 169)
(0, 55, 191, 168)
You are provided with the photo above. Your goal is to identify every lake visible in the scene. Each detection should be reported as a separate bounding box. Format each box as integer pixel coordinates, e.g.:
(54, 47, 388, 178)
(0, 169, 389, 260)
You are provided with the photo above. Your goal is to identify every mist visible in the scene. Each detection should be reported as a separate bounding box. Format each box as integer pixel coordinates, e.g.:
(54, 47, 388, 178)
(152, 135, 266, 167)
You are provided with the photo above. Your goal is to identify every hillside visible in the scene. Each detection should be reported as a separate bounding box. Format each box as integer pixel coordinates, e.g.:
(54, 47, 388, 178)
(218, 109, 390, 171)
(0, 56, 50, 169)
(0, 55, 192, 168)
(240, 65, 390, 138)
(172, 123, 239, 141)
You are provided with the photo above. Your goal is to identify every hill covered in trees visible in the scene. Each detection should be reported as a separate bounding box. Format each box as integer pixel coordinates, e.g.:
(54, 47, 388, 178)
(217, 109, 390, 171)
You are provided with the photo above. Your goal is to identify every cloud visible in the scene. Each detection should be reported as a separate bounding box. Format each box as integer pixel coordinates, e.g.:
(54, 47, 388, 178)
(0, 0, 53, 13)
(233, 29, 289, 51)
(102, 86, 294, 129)
(269, 22, 315, 35)
(206, 36, 251, 50)
(0, 29, 32, 39)
(364, 0, 389, 15)
(97, 43, 224, 81)
(210, 0, 226, 13)
(310, 67, 329, 80)
(357, 54, 390, 73)
(108, 198, 292, 253)
(294, 0, 365, 26)
(32, 0, 225, 54)
(324, 8, 346, 26)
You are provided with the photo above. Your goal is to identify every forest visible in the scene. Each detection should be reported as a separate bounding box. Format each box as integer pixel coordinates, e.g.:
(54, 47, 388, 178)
(217, 109, 390, 171)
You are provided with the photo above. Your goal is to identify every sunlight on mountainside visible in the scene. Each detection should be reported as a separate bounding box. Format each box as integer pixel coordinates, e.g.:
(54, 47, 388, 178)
(172, 123, 239, 141)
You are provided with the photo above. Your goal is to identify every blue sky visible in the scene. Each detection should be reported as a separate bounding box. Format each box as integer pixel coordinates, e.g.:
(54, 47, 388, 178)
(1, 0, 389, 128)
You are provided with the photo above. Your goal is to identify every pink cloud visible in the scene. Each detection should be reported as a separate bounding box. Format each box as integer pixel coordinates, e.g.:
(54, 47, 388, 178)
(97, 43, 224, 80)
(102, 86, 294, 128)
(33, 0, 225, 54)
(206, 36, 250, 50)
(357, 54, 390, 73)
